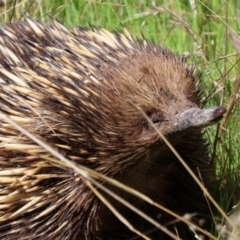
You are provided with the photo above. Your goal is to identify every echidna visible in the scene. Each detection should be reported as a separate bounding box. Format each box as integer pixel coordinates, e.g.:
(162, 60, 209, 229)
(0, 17, 225, 240)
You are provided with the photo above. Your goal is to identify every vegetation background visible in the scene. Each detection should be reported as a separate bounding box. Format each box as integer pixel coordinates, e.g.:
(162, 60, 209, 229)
(0, 0, 239, 238)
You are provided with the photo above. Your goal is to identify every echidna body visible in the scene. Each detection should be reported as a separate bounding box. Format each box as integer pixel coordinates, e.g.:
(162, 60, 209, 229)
(0, 18, 225, 239)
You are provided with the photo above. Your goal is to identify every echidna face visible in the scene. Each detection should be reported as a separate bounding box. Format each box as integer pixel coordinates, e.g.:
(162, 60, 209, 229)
(97, 48, 225, 146)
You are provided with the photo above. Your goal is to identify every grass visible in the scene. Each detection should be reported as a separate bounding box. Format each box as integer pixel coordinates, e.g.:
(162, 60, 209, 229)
(0, 0, 240, 239)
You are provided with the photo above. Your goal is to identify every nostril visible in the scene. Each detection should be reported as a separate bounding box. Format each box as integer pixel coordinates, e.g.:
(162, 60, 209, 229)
(210, 107, 226, 122)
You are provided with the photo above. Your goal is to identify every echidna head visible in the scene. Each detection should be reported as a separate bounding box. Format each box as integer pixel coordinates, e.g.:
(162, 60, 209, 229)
(91, 48, 225, 148)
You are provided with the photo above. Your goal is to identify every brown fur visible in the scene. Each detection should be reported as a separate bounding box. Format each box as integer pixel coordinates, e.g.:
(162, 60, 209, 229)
(0, 18, 225, 239)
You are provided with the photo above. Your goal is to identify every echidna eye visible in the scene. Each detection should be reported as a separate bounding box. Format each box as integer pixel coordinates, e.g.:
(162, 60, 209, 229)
(147, 111, 165, 124)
